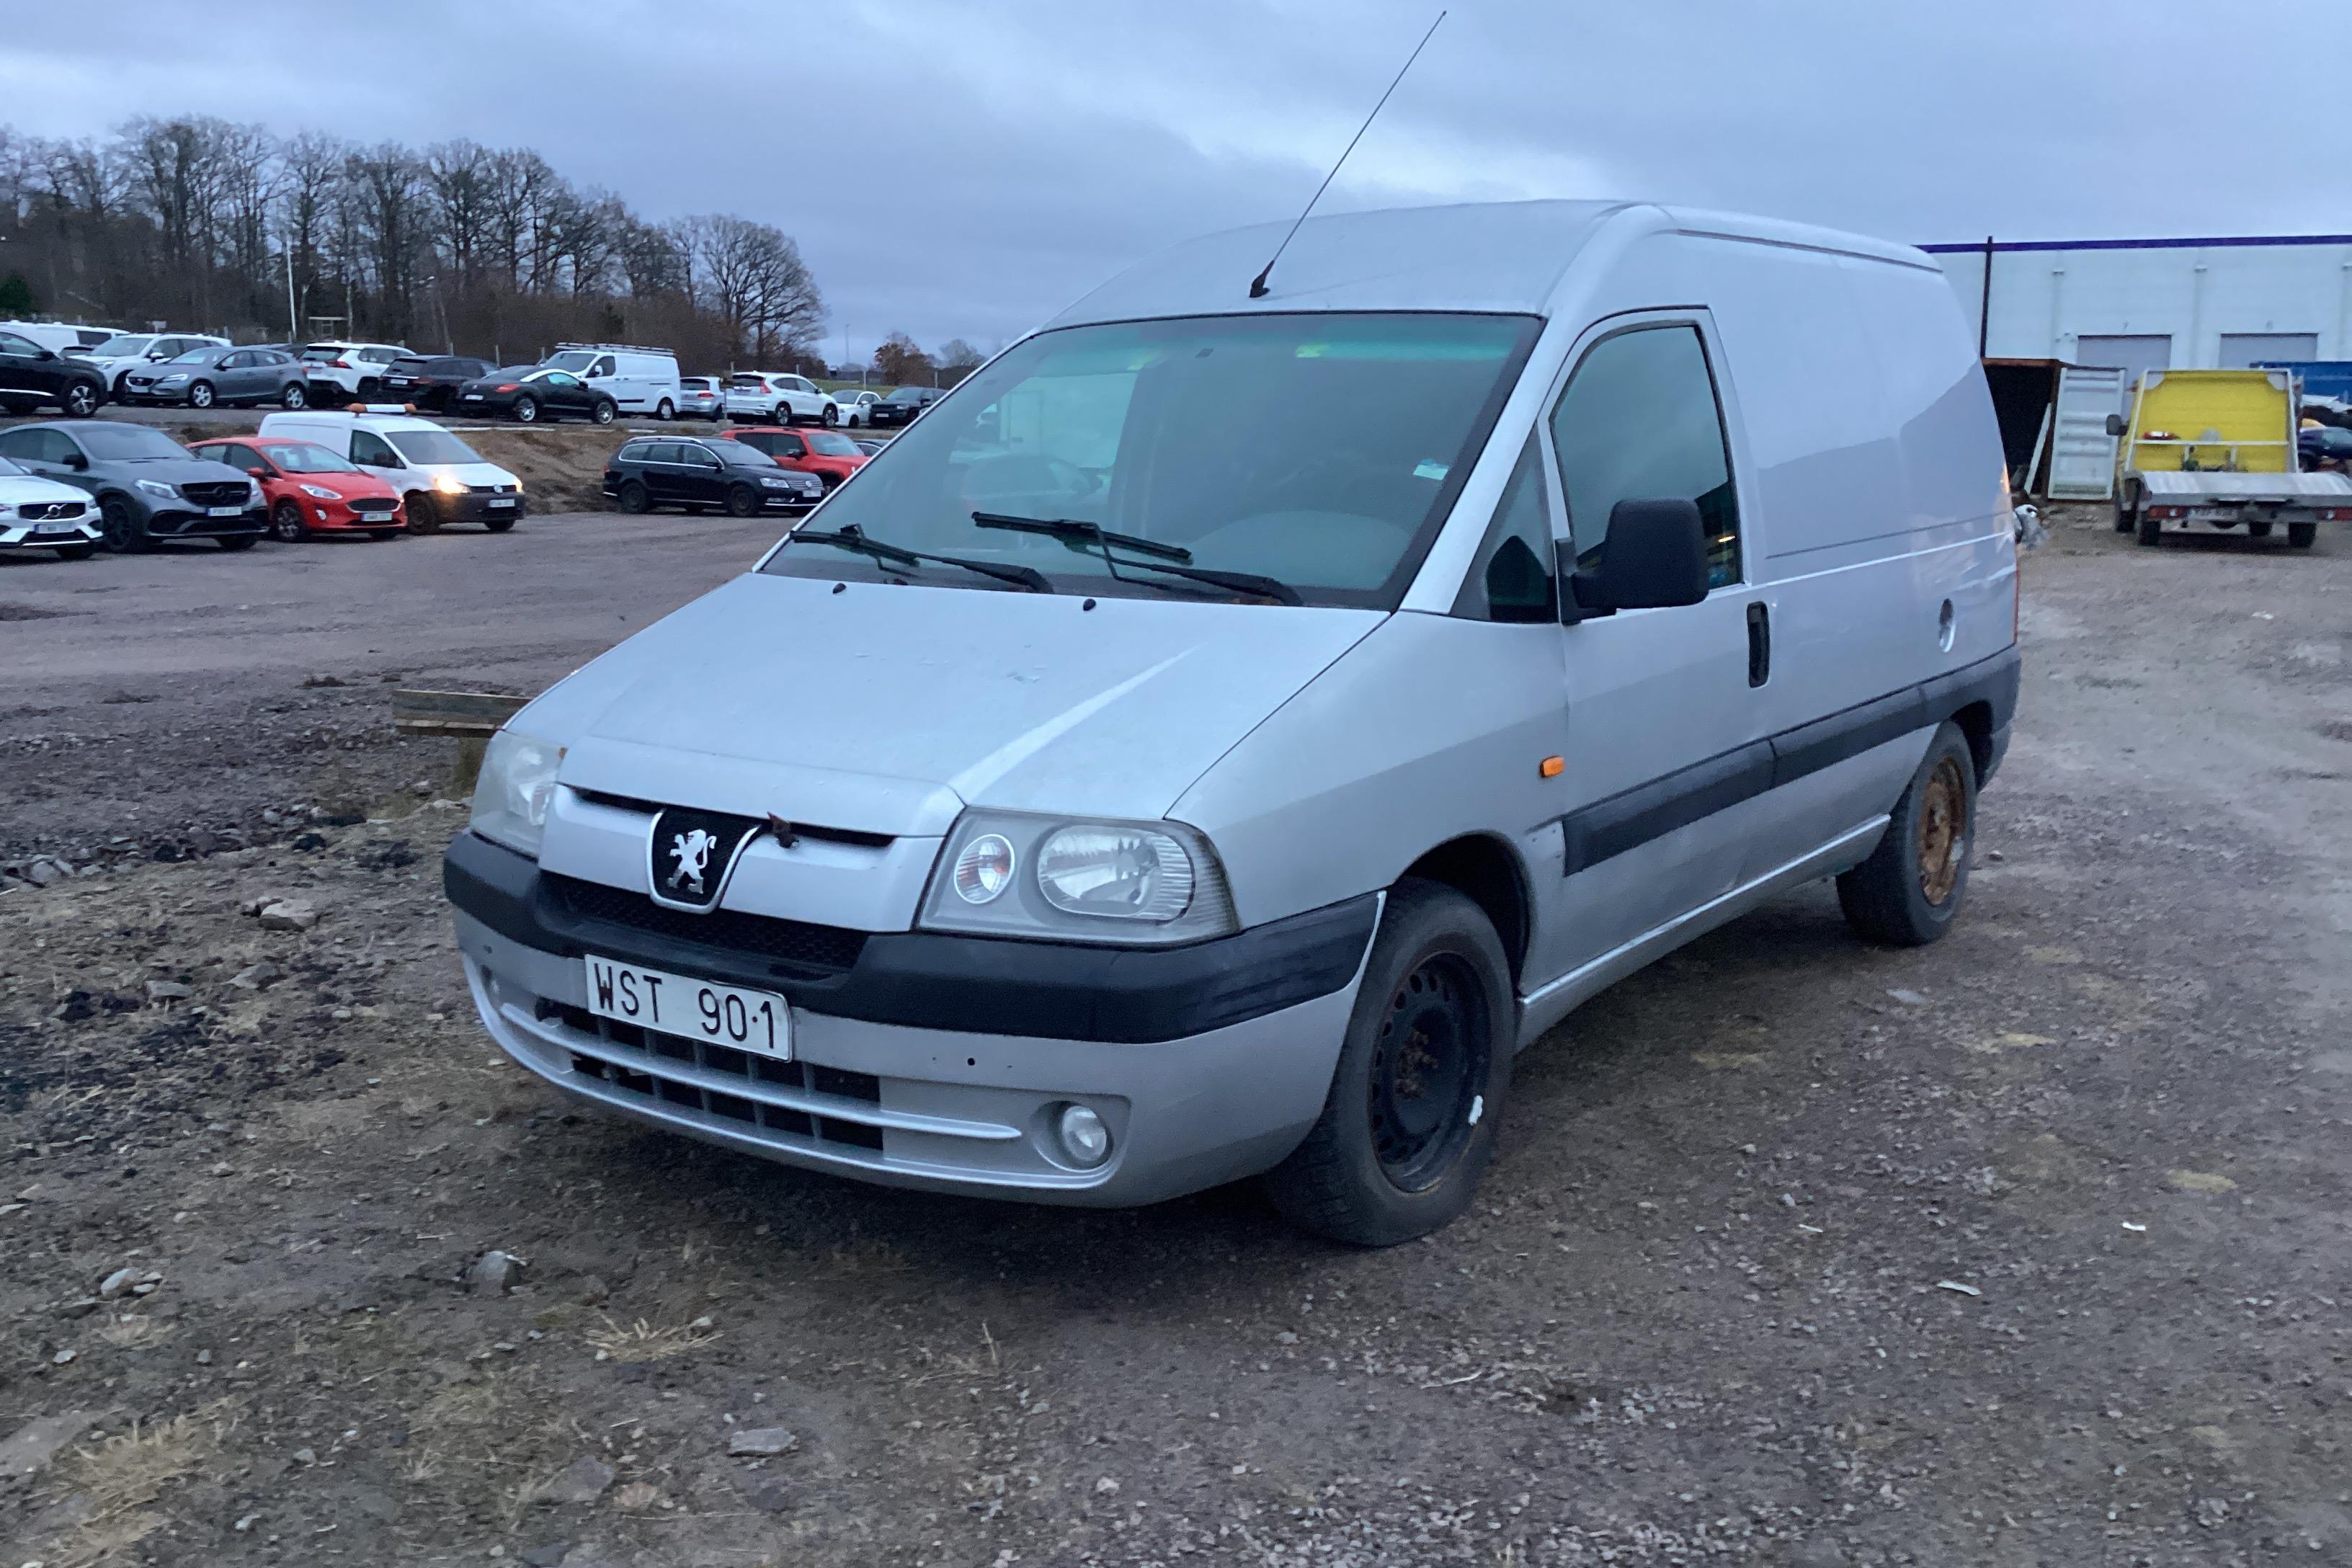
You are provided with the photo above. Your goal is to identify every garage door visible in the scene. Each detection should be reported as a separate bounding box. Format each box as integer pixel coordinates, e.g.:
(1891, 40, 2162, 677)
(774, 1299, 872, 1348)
(2074, 334, 2173, 407)
(2218, 332, 2318, 368)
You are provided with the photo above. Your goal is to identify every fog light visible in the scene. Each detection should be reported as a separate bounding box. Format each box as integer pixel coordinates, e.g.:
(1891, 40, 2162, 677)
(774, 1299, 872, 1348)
(1054, 1103, 1110, 1168)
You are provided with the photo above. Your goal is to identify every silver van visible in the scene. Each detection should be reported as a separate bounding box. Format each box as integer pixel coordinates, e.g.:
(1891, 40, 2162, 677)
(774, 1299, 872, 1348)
(444, 200, 2019, 1244)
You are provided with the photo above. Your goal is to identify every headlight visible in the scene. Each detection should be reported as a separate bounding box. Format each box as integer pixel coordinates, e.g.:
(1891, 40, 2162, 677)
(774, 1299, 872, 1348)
(135, 479, 177, 499)
(433, 474, 467, 495)
(299, 484, 341, 500)
(760, 477, 791, 489)
(468, 729, 564, 859)
(919, 811, 1237, 946)
(159, 373, 189, 383)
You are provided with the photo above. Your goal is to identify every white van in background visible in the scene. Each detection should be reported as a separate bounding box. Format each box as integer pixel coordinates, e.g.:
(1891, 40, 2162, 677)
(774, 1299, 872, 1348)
(259, 408, 526, 534)
(542, 343, 684, 419)
(2, 321, 120, 355)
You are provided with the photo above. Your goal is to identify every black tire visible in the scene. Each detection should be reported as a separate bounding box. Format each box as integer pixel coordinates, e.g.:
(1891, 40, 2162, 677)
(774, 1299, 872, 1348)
(776, 403, 794, 427)
(617, 481, 651, 515)
(512, 395, 538, 424)
(97, 494, 145, 553)
(1264, 880, 1513, 1247)
(2289, 522, 2318, 549)
(216, 533, 257, 551)
(1836, 721, 1977, 948)
(656, 398, 674, 422)
(591, 398, 617, 426)
(63, 381, 101, 418)
(112, 371, 134, 400)
(725, 484, 760, 518)
(483, 515, 516, 533)
(2246, 520, 2273, 538)
(2135, 507, 2161, 547)
(280, 382, 308, 410)
(405, 492, 441, 535)
(822, 403, 839, 427)
(270, 499, 310, 543)
(53, 543, 97, 561)
(187, 380, 215, 409)
(2112, 478, 2139, 533)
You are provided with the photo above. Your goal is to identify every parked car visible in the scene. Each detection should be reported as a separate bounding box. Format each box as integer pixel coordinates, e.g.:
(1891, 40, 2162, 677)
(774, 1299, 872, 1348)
(852, 436, 887, 457)
(866, 383, 944, 426)
(260, 410, 524, 533)
(0, 452, 103, 560)
(187, 436, 405, 542)
(0, 419, 264, 550)
(540, 343, 685, 419)
(382, 354, 497, 413)
(0, 321, 118, 354)
(454, 365, 619, 425)
(120, 344, 309, 409)
(603, 435, 822, 515)
(827, 388, 880, 427)
(0, 329, 106, 418)
(68, 332, 229, 398)
(723, 370, 827, 425)
(2297, 423, 2352, 469)
(299, 342, 411, 402)
(674, 377, 726, 421)
(723, 425, 869, 490)
(441, 198, 2021, 1246)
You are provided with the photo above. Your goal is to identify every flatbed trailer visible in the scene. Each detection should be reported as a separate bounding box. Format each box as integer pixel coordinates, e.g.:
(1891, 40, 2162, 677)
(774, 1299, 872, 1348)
(2111, 368, 2352, 548)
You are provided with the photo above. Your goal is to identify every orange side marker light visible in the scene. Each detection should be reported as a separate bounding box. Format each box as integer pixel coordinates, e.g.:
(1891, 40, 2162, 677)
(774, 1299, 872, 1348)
(1539, 756, 1565, 778)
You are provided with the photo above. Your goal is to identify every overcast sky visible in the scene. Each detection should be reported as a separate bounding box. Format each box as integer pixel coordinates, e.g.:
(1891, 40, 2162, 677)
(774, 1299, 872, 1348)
(0, 1, 2331, 360)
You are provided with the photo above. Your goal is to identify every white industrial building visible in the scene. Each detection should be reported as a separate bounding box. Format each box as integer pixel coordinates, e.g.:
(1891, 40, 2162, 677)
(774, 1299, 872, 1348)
(1927, 233, 2352, 388)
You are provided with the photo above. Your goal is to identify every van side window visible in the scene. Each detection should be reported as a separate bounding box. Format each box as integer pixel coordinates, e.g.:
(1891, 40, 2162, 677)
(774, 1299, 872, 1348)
(350, 431, 399, 467)
(1450, 437, 1556, 623)
(1547, 325, 1741, 589)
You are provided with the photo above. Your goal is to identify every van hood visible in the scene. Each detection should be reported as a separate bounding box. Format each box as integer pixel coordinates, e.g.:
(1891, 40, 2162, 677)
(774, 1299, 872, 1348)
(529, 571, 1382, 837)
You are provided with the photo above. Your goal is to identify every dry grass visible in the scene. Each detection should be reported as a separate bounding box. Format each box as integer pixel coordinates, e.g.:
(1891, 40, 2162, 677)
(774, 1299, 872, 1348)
(40, 1402, 238, 1562)
(586, 1313, 719, 1363)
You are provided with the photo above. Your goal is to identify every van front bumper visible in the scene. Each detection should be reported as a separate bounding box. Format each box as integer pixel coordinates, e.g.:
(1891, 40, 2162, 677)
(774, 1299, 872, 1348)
(445, 833, 1375, 1206)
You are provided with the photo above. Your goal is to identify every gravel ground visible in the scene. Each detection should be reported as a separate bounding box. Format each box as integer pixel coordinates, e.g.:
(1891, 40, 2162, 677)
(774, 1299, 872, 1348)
(1, 507, 2347, 1567)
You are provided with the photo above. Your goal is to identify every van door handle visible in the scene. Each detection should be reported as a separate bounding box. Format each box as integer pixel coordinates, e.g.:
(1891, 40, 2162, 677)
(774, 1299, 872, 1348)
(1746, 602, 1770, 687)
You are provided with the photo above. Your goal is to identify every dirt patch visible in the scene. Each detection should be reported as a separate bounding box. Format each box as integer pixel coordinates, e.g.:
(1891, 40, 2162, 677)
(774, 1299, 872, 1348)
(451, 424, 631, 515)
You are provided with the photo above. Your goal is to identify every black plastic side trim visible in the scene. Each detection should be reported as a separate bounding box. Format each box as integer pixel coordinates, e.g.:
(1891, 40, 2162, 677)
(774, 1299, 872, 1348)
(1562, 741, 1772, 876)
(445, 830, 1379, 1044)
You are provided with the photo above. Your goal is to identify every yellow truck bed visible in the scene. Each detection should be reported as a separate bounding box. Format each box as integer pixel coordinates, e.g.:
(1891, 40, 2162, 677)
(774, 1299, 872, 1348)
(2119, 369, 2294, 475)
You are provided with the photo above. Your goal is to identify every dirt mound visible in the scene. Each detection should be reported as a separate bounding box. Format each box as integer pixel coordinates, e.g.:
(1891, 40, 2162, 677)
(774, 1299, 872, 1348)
(447, 424, 627, 514)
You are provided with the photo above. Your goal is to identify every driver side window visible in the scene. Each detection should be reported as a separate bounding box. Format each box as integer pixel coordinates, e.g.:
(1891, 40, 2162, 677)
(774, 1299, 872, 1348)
(350, 432, 398, 468)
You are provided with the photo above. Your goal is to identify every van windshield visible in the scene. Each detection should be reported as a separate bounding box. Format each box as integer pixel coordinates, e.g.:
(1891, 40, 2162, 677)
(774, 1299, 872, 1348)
(387, 429, 484, 466)
(542, 352, 597, 374)
(761, 311, 1538, 607)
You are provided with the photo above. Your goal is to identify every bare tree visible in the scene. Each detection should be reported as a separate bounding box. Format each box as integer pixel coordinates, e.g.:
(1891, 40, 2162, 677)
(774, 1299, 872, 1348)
(685, 213, 824, 365)
(425, 139, 494, 294)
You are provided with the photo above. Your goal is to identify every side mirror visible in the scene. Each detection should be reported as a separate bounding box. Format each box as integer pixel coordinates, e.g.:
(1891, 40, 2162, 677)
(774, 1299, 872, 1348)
(63, 451, 89, 471)
(246, 466, 270, 479)
(1560, 499, 1711, 620)
(2105, 412, 2127, 438)
(33, 347, 55, 362)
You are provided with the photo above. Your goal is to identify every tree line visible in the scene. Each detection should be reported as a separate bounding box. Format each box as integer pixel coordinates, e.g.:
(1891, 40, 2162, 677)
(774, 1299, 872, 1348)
(0, 117, 830, 374)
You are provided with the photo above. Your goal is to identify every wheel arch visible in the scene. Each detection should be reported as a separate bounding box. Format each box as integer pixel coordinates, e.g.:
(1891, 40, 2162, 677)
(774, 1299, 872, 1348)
(1946, 700, 1995, 783)
(1398, 833, 1533, 986)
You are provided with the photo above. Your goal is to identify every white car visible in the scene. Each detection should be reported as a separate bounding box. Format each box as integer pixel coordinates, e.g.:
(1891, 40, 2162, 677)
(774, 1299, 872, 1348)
(0, 451, 102, 560)
(827, 388, 880, 427)
(298, 342, 412, 402)
(541, 343, 684, 418)
(68, 333, 230, 399)
(260, 410, 525, 535)
(724, 371, 827, 425)
(0, 321, 119, 355)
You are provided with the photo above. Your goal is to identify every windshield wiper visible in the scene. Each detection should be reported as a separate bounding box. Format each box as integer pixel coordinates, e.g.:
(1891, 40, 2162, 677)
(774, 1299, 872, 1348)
(971, 512, 1301, 606)
(790, 523, 1049, 592)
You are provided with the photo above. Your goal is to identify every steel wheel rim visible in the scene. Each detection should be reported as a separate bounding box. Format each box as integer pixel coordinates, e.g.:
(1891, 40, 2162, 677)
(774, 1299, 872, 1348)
(1917, 757, 1967, 906)
(1367, 952, 1487, 1192)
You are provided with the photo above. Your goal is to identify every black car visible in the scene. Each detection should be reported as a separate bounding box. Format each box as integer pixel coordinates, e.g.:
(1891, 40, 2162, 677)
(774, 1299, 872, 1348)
(454, 365, 618, 425)
(382, 354, 497, 413)
(0, 329, 105, 418)
(602, 435, 824, 516)
(119, 344, 309, 409)
(0, 421, 265, 551)
(867, 385, 945, 427)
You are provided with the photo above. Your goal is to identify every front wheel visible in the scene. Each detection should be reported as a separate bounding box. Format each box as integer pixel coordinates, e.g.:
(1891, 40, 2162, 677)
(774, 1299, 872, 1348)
(2289, 522, 2318, 549)
(1265, 880, 1513, 1247)
(591, 398, 617, 426)
(656, 399, 674, 422)
(270, 499, 310, 543)
(617, 481, 651, 515)
(512, 395, 538, 424)
(187, 380, 215, 409)
(405, 493, 442, 535)
(280, 382, 308, 410)
(1836, 721, 1977, 947)
(725, 484, 760, 518)
(63, 382, 100, 418)
(97, 494, 143, 553)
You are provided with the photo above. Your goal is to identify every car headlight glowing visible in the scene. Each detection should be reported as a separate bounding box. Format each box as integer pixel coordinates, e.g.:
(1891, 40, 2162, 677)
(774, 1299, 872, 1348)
(135, 479, 177, 499)
(1035, 824, 1194, 920)
(468, 729, 564, 860)
(919, 811, 1236, 946)
(299, 484, 341, 500)
(433, 474, 467, 495)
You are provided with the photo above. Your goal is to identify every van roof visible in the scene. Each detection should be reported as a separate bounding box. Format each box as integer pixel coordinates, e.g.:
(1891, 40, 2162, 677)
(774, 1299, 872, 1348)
(1042, 199, 1936, 329)
(264, 409, 442, 432)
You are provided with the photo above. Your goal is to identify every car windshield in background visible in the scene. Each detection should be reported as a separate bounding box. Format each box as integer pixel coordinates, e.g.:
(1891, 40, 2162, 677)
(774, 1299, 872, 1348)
(804, 432, 862, 456)
(388, 429, 485, 466)
(541, 352, 597, 374)
(883, 388, 928, 403)
(762, 311, 1538, 608)
(0, 455, 25, 476)
(258, 441, 360, 473)
(717, 443, 775, 467)
(79, 424, 193, 461)
(91, 335, 153, 357)
(167, 349, 220, 365)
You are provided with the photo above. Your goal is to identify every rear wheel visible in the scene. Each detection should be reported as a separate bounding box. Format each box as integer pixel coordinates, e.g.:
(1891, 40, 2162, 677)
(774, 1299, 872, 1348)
(187, 380, 215, 409)
(512, 395, 538, 424)
(216, 533, 257, 551)
(2135, 507, 2162, 547)
(1264, 880, 1513, 1247)
(2289, 522, 2318, 548)
(280, 382, 308, 410)
(270, 499, 310, 543)
(591, 398, 617, 426)
(822, 404, 839, 427)
(656, 398, 674, 422)
(97, 494, 143, 553)
(726, 484, 760, 518)
(53, 543, 97, 561)
(617, 481, 651, 515)
(63, 381, 100, 418)
(405, 492, 441, 535)
(1837, 721, 1977, 947)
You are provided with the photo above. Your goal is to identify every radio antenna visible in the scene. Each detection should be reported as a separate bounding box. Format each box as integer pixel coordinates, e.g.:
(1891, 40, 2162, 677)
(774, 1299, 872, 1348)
(1249, 9, 1447, 300)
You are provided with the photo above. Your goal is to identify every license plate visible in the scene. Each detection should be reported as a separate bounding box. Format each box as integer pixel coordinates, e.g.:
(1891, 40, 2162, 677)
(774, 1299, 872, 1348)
(35, 522, 79, 534)
(583, 956, 790, 1059)
(386, 377, 412, 386)
(464, 393, 484, 401)
(489, 497, 517, 507)
(206, 505, 244, 517)
(2186, 508, 2233, 522)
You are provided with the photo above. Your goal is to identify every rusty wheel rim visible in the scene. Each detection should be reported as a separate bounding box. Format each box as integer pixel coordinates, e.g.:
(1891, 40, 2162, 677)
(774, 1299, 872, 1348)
(1916, 757, 1967, 906)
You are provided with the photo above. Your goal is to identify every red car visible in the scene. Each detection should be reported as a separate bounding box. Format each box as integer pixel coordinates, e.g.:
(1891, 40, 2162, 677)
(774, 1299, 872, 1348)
(189, 437, 406, 542)
(722, 426, 870, 491)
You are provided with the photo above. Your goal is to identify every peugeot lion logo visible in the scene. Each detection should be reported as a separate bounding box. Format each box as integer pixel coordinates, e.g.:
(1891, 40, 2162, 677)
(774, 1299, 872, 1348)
(667, 828, 718, 895)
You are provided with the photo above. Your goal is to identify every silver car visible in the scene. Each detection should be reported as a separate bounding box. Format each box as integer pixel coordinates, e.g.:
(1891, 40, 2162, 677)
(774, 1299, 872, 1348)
(445, 200, 2019, 1244)
(122, 345, 310, 409)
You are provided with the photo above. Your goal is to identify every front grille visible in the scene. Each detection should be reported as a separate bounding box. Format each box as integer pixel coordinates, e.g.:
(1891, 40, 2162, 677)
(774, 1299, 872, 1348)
(350, 499, 396, 516)
(179, 482, 250, 509)
(540, 999, 884, 1149)
(545, 872, 867, 977)
(468, 483, 519, 496)
(22, 501, 85, 522)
